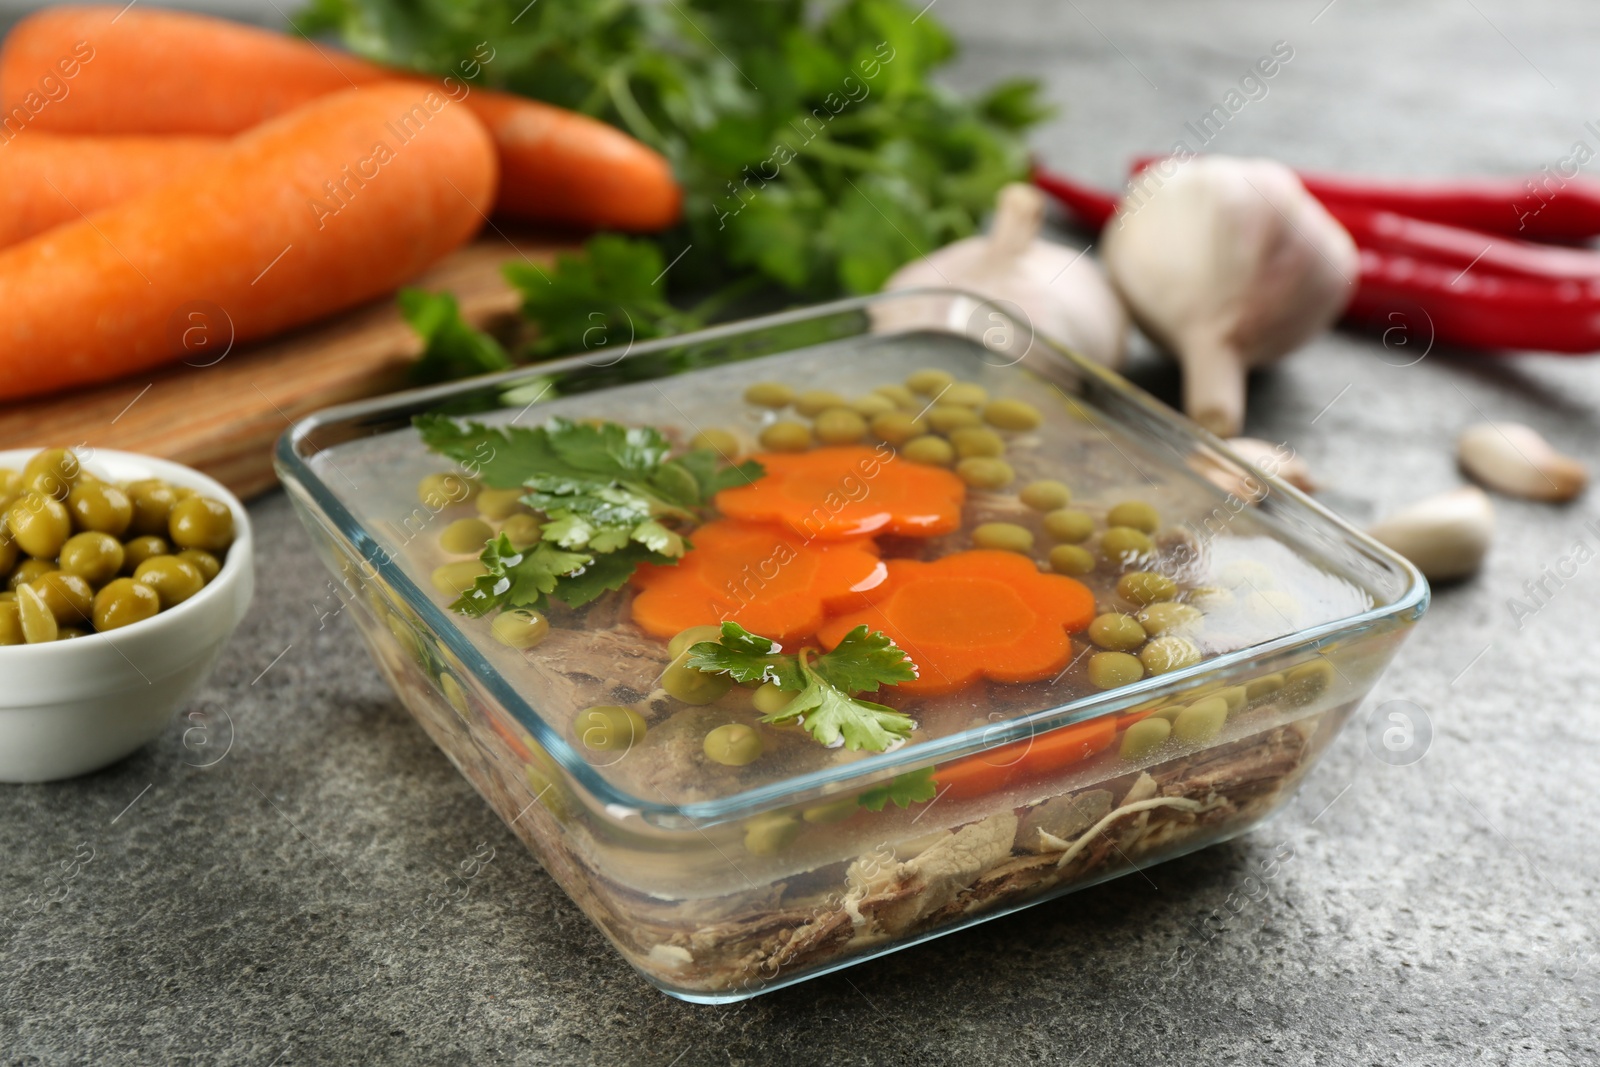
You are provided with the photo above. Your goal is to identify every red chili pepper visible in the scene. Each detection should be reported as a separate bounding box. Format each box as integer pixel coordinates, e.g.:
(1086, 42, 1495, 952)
(1348, 249, 1600, 354)
(1299, 170, 1600, 244)
(1030, 163, 1118, 231)
(1326, 203, 1600, 282)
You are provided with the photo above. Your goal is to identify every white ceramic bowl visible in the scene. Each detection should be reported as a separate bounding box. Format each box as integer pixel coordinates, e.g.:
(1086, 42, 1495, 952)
(0, 449, 254, 782)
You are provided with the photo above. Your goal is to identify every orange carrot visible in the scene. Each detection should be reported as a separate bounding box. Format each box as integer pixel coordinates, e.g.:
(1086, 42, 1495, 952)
(0, 133, 224, 247)
(630, 520, 888, 644)
(935, 716, 1117, 800)
(0, 83, 496, 401)
(714, 446, 967, 541)
(0, 6, 681, 231)
(817, 551, 1096, 695)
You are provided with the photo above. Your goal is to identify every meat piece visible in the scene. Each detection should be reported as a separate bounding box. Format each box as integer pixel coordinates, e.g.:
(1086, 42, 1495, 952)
(1017, 788, 1112, 853)
(524, 624, 671, 711)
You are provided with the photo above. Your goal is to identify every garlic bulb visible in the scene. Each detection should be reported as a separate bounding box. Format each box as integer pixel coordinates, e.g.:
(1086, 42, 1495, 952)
(1102, 156, 1359, 437)
(874, 182, 1129, 367)
(1457, 422, 1586, 502)
(1367, 487, 1494, 582)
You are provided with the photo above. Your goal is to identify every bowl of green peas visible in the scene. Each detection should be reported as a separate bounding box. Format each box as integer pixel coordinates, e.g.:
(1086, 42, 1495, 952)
(0, 447, 254, 782)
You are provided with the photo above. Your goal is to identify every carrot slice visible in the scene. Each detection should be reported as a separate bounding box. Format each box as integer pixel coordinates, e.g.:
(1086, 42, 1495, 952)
(936, 716, 1117, 800)
(817, 550, 1095, 695)
(714, 446, 965, 541)
(631, 520, 888, 644)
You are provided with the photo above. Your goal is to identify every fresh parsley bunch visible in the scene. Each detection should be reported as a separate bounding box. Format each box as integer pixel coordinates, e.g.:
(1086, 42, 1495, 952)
(417, 414, 761, 613)
(686, 622, 918, 752)
(297, 0, 1049, 375)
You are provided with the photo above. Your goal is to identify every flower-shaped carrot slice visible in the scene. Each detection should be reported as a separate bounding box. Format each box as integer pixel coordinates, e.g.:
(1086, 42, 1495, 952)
(817, 550, 1095, 695)
(631, 519, 888, 644)
(714, 446, 965, 540)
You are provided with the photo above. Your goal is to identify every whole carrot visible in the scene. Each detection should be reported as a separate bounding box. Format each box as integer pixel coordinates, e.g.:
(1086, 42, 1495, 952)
(0, 133, 224, 247)
(0, 5, 681, 231)
(0, 84, 496, 401)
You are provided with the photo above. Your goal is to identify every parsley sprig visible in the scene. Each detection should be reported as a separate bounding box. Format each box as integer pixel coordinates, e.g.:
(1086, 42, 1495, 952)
(686, 622, 918, 752)
(416, 414, 761, 614)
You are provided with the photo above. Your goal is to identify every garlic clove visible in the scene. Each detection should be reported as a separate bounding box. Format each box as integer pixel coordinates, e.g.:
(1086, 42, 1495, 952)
(873, 182, 1130, 368)
(1367, 487, 1494, 581)
(1102, 156, 1359, 437)
(1457, 422, 1587, 503)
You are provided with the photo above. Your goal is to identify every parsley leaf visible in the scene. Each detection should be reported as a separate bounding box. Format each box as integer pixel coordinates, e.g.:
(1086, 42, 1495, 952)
(857, 768, 939, 812)
(686, 622, 805, 690)
(686, 622, 916, 752)
(419, 414, 760, 615)
(400, 289, 513, 385)
(809, 625, 919, 694)
(306, 0, 1047, 376)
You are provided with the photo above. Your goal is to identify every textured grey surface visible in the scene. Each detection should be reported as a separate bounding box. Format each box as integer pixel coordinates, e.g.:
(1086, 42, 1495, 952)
(4, 1, 1600, 1064)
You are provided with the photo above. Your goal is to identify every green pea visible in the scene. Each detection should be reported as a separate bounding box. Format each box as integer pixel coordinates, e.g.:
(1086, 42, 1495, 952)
(431, 560, 486, 598)
(850, 394, 896, 418)
(1284, 659, 1335, 705)
(744, 381, 795, 408)
(491, 608, 550, 650)
(871, 411, 928, 446)
(1106, 500, 1160, 534)
(67, 481, 132, 537)
(22, 448, 80, 501)
(956, 457, 1014, 490)
(574, 705, 647, 752)
(1049, 544, 1095, 576)
(743, 813, 802, 856)
(1088, 651, 1144, 689)
(794, 390, 847, 418)
(1137, 602, 1202, 636)
(802, 796, 859, 824)
(58, 531, 124, 585)
(949, 427, 1005, 459)
(0, 600, 19, 645)
(669, 624, 725, 659)
(926, 404, 982, 433)
(751, 681, 794, 716)
(759, 421, 813, 453)
(16, 584, 58, 643)
(438, 517, 493, 555)
(1140, 636, 1201, 675)
(475, 486, 526, 521)
(179, 549, 222, 583)
(1212, 687, 1247, 717)
(1100, 525, 1154, 565)
(905, 368, 955, 395)
(1088, 613, 1146, 651)
(168, 496, 234, 553)
(1246, 673, 1285, 703)
(119, 537, 167, 576)
(10, 558, 54, 589)
(691, 427, 741, 456)
(1117, 571, 1178, 605)
(1019, 480, 1072, 511)
(972, 522, 1034, 554)
(0, 528, 14, 577)
(704, 723, 764, 766)
(662, 651, 733, 705)
(982, 398, 1042, 431)
(1120, 717, 1171, 759)
(417, 471, 477, 508)
(902, 435, 955, 467)
(7, 493, 72, 558)
(499, 513, 543, 549)
(439, 673, 469, 716)
(90, 578, 157, 633)
(874, 383, 917, 407)
(1173, 697, 1229, 743)
(814, 407, 868, 445)
(942, 382, 989, 407)
(1043, 508, 1095, 543)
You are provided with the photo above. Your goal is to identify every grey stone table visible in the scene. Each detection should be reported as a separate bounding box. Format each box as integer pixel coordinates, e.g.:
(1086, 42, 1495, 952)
(4, 1, 1599, 1063)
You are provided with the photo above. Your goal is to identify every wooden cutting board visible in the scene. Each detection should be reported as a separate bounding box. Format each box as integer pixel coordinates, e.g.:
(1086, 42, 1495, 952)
(0, 230, 569, 500)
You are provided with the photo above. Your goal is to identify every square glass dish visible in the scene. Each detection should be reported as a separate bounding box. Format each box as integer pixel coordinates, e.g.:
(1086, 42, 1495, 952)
(277, 290, 1427, 1002)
